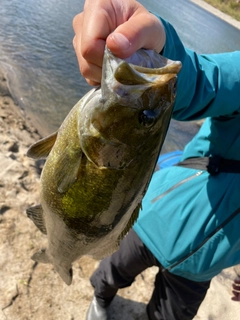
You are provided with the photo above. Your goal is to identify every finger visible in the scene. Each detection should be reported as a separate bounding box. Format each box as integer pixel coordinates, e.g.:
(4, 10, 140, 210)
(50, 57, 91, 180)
(77, 7, 113, 68)
(106, 12, 165, 58)
(231, 296, 240, 301)
(232, 285, 240, 293)
(85, 78, 101, 87)
(73, 32, 102, 85)
(232, 289, 240, 295)
(231, 293, 240, 301)
(73, 11, 105, 66)
(232, 287, 240, 292)
(73, 8, 111, 84)
(80, 61, 102, 85)
(72, 12, 82, 34)
(233, 279, 240, 284)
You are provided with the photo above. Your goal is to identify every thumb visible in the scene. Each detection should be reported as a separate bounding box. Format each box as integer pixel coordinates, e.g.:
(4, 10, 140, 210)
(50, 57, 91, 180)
(106, 13, 165, 59)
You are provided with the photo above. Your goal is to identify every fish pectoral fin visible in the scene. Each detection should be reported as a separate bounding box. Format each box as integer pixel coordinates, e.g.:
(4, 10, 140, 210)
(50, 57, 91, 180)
(26, 131, 58, 159)
(56, 149, 82, 193)
(55, 265, 73, 286)
(26, 204, 47, 235)
(31, 249, 50, 264)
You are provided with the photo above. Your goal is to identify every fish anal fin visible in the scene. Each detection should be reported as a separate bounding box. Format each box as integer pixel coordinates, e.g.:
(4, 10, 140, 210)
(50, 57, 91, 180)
(26, 204, 47, 235)
(27, 131, 58, 159)
(31, 249, 50, 264)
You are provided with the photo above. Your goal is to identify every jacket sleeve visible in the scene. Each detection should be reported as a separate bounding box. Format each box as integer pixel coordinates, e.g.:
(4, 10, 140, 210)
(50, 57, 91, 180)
(158, 17, 240, 121)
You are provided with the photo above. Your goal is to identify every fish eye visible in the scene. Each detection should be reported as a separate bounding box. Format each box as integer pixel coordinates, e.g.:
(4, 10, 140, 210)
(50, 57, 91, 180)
(139, 110, 156, 127)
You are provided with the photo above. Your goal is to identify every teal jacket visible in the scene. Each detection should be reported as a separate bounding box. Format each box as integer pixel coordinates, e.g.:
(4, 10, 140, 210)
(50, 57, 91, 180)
(133, 18, 240, 282)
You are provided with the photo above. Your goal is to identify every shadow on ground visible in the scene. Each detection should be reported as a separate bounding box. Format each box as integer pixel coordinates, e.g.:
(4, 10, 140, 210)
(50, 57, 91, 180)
(108, 295, 148, 320)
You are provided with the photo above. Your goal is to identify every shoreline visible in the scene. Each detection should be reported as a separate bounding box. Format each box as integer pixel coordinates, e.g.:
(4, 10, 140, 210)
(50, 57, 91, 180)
(191, 0, 240, 30)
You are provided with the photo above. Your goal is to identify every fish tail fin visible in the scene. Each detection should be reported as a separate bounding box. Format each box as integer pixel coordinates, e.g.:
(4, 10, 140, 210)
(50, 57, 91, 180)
(31, 249, 73, 285)
(55, 265, 73, 286)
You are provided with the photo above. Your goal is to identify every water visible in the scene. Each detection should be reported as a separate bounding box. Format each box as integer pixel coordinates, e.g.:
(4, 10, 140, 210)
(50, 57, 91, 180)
(145, 0, 240, 53)
(1, 0, 240, 149)
(0, 0, 87, 134)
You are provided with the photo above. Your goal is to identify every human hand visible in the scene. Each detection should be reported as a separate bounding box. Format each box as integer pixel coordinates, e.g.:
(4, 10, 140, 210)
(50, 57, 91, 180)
(72, 0, 166, 86)
(231, 278, 240, 301)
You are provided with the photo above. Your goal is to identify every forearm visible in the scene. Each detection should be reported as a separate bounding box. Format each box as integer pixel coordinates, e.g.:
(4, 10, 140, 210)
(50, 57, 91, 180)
(158, 17, 240, 120)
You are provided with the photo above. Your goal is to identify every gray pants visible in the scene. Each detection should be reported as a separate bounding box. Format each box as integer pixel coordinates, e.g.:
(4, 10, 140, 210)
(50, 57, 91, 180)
(90, 229, 210, 320)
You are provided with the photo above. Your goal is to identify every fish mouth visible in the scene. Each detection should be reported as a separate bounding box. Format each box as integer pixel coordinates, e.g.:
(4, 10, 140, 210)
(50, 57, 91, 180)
(114, 60, 182, 86)
(101, 47, 181, 107)
(105, 46, 182, 85)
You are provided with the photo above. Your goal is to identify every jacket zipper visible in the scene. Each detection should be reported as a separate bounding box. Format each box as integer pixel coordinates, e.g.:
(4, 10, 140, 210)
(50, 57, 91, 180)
(151, 171, 203, 204)
(151, 170, 240, 271)
(165, 207, 240, 271)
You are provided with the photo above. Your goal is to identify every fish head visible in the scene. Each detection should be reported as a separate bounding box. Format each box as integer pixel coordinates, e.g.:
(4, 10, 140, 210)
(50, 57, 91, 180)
(79, 47, 182, 169)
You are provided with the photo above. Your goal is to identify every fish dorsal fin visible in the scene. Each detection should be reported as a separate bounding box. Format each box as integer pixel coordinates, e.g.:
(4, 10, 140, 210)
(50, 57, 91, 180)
(26, 204, 47, 235)
(55, 146, 82, 194)
(27, 131, 58, 159)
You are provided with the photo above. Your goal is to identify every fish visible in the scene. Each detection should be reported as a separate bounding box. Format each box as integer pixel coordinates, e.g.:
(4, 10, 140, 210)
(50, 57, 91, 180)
(26, 47, 181, 285)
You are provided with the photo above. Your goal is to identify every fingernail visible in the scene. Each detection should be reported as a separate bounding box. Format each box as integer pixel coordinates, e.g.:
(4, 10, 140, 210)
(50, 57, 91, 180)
(110, 33, 131, 50)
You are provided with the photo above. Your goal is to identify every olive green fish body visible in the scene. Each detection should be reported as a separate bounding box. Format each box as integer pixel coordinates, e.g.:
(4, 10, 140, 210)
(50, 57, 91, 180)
(27, 48, 181, 285)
